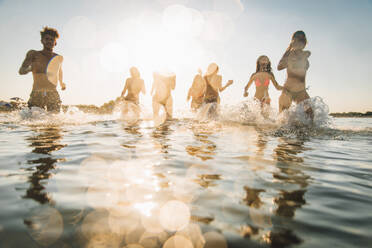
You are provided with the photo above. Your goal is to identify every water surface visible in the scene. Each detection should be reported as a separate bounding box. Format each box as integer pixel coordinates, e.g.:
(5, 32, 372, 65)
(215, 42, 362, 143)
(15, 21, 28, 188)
(0, 106, 372, 248)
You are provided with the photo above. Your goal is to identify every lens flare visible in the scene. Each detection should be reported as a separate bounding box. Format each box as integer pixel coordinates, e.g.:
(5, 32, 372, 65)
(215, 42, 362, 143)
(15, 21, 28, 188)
(63, 16, 97, 49)
(81, 210, 110, 240)
(159, 200, 190, 231)
(201, 11, 235, 42)
(99, 42, 129, 73)
(108, 207, 140, 235)
(203, 231, 228, 248)
(176, 223, 205, 248)
(125, 226, 146, 245)
(26, 207, 63, 247)
(163, 235, 194, 248)
(162, 5, 193, 35)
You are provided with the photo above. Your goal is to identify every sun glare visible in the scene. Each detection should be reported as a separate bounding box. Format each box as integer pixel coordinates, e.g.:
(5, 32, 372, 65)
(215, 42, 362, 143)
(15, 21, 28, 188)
(61, 2, 239, 107)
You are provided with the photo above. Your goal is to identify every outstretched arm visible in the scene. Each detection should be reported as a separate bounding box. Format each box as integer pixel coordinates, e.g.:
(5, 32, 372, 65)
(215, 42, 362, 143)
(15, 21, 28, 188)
(270, 73, 283, 90)
(220, 80, 233, 92)
(19, 50, 35, 75)
(243, 74, 255, 97)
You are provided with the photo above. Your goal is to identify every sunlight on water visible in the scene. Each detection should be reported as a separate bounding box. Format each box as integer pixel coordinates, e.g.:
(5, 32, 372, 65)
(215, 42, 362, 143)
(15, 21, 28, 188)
(0, 96, 372, 247)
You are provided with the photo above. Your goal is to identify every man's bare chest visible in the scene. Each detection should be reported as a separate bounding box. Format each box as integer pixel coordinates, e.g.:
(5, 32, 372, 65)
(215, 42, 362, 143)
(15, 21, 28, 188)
(32, 53, 54, 73)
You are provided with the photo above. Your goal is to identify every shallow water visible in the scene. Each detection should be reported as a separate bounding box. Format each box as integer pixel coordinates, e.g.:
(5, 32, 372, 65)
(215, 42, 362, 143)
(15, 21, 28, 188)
(0, 102, 372, 248)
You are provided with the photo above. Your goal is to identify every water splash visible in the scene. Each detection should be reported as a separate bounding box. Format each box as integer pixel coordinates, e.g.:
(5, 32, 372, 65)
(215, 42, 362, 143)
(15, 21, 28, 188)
(1, 106, 117, 126)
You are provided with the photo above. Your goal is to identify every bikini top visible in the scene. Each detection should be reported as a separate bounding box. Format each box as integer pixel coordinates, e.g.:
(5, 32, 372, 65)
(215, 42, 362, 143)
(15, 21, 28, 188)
(255, 78, 270, 87)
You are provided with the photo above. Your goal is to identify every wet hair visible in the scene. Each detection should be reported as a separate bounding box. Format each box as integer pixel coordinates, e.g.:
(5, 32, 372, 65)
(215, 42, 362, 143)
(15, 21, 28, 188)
(40, 26, 59, 39)
(291, 30, 307, 47)
(256, 55, 272, 73)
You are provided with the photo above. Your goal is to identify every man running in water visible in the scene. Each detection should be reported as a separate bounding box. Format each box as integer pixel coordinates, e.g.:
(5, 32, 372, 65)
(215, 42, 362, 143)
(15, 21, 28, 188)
(19, 27, 66, 112)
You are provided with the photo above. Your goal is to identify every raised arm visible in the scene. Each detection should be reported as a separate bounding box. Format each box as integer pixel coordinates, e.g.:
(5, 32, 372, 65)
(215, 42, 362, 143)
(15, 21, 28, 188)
(19, 50, 35, 75)
(277, 50, 290, 71)
(243, 74, 255, 97)
(269, 73, 283, 90)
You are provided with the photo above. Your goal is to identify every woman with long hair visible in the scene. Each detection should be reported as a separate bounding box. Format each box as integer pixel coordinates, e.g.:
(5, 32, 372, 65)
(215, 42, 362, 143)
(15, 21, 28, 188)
(243, 55, 282, 107)
(277, 30, 313, 119)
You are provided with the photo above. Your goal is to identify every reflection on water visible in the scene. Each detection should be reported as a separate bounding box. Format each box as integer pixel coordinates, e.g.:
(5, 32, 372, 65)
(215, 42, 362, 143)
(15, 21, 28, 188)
(1, 116, 371, 247)
(243, 187, 265, 209)
(255, 132, 268, 157)
(267, 137, 310, 247)
(186, 124, 217, 161)
(121, 124, 143, 159)
(24, 126, 65, 204)
(151, 121, 173, 158)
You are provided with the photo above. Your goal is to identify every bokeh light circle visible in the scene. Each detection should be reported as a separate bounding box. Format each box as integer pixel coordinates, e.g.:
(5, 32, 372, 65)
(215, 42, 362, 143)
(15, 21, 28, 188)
(159, 200, 190, 231)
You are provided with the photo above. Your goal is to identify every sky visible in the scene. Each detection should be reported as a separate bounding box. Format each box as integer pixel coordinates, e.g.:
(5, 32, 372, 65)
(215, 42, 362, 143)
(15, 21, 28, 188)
(0, 0, 371, 113)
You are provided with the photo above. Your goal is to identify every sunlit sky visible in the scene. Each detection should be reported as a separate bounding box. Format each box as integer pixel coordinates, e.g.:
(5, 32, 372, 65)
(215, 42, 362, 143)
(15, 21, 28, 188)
(0, 0, 371, 113)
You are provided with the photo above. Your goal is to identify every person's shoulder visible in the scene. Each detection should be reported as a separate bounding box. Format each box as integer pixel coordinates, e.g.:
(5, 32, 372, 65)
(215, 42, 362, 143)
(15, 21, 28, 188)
(26, 49, 38, 57)
(53, 53, 63, 61)
(194, 74, 202, 80)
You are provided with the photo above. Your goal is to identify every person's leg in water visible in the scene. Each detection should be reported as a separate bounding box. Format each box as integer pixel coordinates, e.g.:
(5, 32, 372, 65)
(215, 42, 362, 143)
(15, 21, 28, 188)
(293, 90, 314, 121)
(191, 96, 203, 112)
(152, 99, 161, 120)
(45, 90, 61, 113)
(279, 89, 292, 113)
(260, 97, 271, 118)
(28, 91, 47, 110)
(165, 96, 173, 120)
(206, 100, 218, 119)
(121, 100, 129, 116)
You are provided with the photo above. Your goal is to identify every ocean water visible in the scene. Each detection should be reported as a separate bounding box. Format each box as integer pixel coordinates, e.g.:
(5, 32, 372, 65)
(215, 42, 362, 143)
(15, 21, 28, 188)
(0, 98, 371, 248)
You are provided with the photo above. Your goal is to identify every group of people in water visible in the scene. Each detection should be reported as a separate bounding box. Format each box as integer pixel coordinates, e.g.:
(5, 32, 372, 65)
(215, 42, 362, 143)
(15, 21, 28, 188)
(19, 27, 313, 121)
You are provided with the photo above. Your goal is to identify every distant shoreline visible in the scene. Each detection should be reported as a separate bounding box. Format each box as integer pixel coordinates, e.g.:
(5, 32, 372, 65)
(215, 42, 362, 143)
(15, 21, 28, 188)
(1, 98, 372, 118)
(330, 111, 372, 118)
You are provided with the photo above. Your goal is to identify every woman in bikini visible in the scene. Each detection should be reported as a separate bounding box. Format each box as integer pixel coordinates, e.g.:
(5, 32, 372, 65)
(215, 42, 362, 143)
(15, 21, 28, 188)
(120, 66, 146, 116)
(202, 63, 233, 117)
(187, 69, 206, 111)
(203, 63, 233, 104)
(277, 30, 313, 120)
(243, 55, 283, 107)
